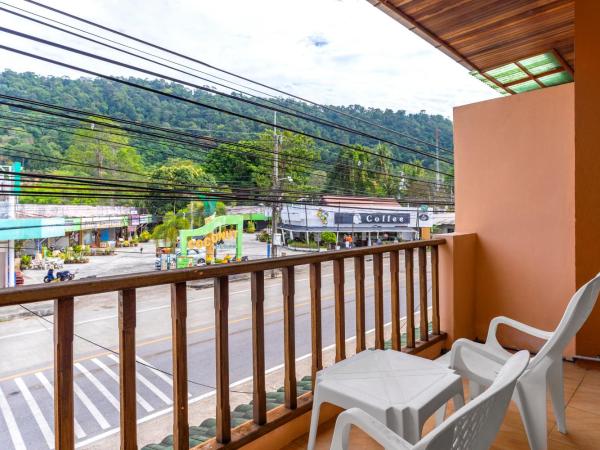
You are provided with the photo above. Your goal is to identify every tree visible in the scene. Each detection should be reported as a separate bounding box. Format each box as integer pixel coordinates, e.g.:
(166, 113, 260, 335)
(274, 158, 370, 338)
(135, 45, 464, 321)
(148, 159, 216, 215)
(216, 201, 227, 216)
(0, 72, 454, 176)
(397, 160, 437, 204)
(179, 201, 205, 228)
(204, 130, 320, 198)
(321, 231, 337, 245)
(151, 211, 190, 252)
(368, 144, 398, 196)
(65, 118, 143, 180)
(326, 145, 374, 195)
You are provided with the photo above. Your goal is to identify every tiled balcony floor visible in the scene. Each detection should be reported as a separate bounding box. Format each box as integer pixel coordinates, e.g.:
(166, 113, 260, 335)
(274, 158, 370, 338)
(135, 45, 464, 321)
(285, 361, 600, 449)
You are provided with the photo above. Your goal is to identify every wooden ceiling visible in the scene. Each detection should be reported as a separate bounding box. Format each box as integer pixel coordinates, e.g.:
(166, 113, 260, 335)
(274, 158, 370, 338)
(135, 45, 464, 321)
(367, 0, 574, 73)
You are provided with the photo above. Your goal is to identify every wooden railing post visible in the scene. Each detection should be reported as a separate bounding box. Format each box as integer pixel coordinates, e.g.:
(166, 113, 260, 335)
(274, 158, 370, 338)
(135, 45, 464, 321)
(282, 266, 297, 409)
(215, 276, 231, 443)
(373, 253, 384, 349)
(390, 250, 401, 350)
(333, 259, 346, 361)
(171, 282, 189, 450)
(54, 297, 75, 450)
(405, 248, 416, 348)
(418, 247, 429, 342)
(251, 271, 266, 425)
(354, 255, 366, 353)
(431, 245, 441, 335)
(309, 262, 322, 387)
(119, 289, 137, 450)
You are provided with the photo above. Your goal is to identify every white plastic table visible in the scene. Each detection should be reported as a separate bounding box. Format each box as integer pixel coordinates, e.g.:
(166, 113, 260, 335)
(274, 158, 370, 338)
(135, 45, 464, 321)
(307, 349, 464, 450)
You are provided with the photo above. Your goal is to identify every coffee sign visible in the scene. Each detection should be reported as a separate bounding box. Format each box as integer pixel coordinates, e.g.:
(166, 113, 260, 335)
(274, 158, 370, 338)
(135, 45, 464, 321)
(334, 212, 411, 225)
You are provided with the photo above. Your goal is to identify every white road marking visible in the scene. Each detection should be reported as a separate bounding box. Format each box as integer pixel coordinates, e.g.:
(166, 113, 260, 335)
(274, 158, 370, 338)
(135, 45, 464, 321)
(134, 356, 172, 386)
(14, 377, 54, 449)
(75, 363, 119, 411)
(35, 372, 86, 439)
(108, 355, 172, 405)
(91, 358, 154, 413)
(0, 385, 26, 450)
(73, 381, 110, 430)
(74, 317, 401, 449)
(134, 356, 192, 398)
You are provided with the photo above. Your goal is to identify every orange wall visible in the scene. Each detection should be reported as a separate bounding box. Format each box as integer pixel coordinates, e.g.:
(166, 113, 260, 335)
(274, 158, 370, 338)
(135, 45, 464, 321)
(574, 1, 600, 357)
(438, 232, 477, 348)
(454, 84, 576, 354)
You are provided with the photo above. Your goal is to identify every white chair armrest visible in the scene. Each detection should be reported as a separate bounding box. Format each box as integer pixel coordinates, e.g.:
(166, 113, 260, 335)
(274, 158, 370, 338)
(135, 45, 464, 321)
(486, 316, 553, 348)
(330, 408, 413, 450)
(450, 338, 509, 368)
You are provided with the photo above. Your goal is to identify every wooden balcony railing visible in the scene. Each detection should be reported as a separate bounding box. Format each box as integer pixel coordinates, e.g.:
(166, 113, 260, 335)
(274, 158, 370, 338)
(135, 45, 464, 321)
(0, 238, 445, 450)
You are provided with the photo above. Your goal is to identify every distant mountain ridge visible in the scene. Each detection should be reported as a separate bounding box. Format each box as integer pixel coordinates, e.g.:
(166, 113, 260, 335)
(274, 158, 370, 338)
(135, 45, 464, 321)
(0, 70, 453, 167)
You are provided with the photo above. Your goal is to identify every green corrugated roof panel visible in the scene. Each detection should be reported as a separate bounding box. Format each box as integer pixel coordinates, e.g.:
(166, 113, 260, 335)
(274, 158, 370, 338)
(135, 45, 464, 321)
(520, 52, 561, 75)
(469, 71, 509, 95)
(485, 63, 527, 85)
(470, 51, 572, 95)
(538, 70, 573, 87)
(510, 79, 541, 93)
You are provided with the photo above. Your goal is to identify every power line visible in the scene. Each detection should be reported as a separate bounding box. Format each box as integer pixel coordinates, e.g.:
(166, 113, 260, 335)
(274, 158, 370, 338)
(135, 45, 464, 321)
(1, 170, 455, 211)
(0, 2, 453, 163)
(0, 34, 454, 178)
(21, 0, 455, 155)
(9, 170, 454, 206)
(0, 101, 454, 194)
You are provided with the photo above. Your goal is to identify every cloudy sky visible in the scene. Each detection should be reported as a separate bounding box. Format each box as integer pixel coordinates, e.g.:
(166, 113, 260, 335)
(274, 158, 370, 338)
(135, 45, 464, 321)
(0, 0, 497, 117)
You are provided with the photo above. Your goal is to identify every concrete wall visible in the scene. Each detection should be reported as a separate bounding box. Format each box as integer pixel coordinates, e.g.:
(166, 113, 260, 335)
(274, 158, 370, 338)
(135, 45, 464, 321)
(574, 0, 600, 357)
(454, 84, 576, 355)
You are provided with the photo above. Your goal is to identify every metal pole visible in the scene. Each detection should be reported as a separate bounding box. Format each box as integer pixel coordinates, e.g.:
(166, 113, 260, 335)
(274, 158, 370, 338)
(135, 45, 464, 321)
(190, 201, 194, 230)
(435, 127, 440, 194)
(270, 112, 279, 278)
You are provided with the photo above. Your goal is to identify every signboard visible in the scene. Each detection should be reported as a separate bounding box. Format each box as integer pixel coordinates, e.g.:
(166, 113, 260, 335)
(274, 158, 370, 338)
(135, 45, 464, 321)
(187, 229, 237, 250)
(417, 211, 434, 227)
(334, 212, 411, 225)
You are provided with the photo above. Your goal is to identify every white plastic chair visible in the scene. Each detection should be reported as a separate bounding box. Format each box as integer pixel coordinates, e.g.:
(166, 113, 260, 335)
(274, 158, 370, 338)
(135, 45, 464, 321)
(437, 272, 600, 450)
(330, 350, 530, 450)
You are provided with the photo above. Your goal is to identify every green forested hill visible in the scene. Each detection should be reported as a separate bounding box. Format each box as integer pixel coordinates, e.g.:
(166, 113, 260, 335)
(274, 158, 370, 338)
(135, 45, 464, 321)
(0, 70, 453, 207)
(0, 70, 453, 162)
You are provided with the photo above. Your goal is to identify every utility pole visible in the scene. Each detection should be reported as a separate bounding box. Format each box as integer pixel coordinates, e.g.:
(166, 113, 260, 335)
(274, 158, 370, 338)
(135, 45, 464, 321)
(270, 112, 280, 277)
(435, 127, 440, 193)
(190, 201, 194, 229)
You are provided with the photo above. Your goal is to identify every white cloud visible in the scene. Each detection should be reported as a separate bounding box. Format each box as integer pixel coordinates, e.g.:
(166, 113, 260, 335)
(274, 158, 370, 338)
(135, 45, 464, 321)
(0, 0, 498, 117)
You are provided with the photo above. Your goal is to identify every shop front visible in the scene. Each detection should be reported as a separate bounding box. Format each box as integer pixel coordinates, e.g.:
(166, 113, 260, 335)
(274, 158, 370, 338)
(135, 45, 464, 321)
(280, 202, 434, 248)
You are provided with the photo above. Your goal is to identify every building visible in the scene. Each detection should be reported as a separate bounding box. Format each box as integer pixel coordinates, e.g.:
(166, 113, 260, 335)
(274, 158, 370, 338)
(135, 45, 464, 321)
(280, 196, 436, 245)
(0, 202, 155, 287)
(14, 204, 154, 252)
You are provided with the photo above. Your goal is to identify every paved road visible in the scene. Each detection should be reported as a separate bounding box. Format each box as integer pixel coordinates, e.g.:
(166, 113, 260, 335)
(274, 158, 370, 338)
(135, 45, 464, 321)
(22, 234, 299, 286)
(0, 255, 431, 449)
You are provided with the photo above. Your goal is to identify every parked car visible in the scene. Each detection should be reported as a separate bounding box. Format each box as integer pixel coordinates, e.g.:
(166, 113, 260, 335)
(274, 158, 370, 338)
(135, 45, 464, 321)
(177, 248, 207, 265)
(155, 249, 207, 270)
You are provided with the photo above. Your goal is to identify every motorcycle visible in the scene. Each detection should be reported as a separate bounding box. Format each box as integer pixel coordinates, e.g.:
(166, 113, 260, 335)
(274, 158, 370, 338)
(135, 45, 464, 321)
(43, 269, 77, 283)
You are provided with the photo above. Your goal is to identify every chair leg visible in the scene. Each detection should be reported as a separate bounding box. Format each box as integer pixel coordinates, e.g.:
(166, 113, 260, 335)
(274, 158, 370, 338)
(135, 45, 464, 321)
(515, 378, 548, 450)
(434, 403, 447, 426)
(307, 388, 324, 450)
(469, 380, 483, 400)
(330, 416, 352, 450)
(548, 362, 567, 434)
